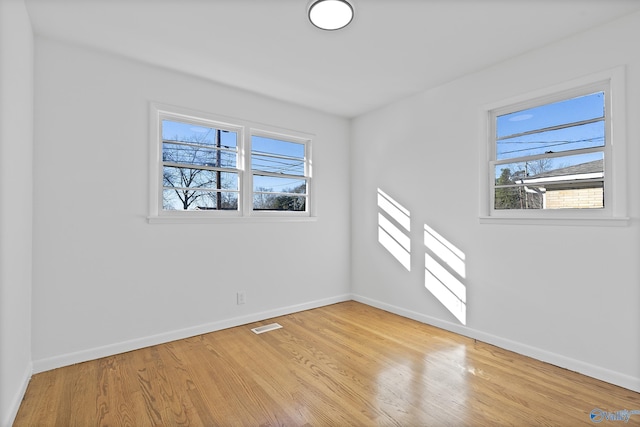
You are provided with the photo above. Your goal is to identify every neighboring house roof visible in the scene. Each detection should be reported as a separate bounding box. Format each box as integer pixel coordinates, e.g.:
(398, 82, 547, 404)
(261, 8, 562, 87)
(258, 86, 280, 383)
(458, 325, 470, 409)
(532, 159, 603, 178)
(520, 159, 603, 186)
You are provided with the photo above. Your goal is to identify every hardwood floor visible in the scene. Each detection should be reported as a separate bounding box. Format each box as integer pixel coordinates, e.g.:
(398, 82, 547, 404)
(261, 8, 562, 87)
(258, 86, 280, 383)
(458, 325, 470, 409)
(14, 301, 640, 426)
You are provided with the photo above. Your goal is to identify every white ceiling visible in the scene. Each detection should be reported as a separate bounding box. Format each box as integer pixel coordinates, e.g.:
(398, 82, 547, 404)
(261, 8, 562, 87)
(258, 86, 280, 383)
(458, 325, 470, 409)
(24, 0, 640, 118)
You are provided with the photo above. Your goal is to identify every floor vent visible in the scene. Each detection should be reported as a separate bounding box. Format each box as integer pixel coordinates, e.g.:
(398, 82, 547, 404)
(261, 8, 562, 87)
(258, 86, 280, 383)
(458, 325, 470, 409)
(251, 323, 283, 334)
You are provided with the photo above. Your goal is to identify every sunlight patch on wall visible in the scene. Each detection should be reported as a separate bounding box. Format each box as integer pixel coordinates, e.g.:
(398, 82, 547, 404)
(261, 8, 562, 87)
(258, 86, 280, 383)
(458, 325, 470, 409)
(378, 188, 411, 230)
(378, 188, 411, 271)
(424, 224, 466, 279)
(424, 224, 466, 324)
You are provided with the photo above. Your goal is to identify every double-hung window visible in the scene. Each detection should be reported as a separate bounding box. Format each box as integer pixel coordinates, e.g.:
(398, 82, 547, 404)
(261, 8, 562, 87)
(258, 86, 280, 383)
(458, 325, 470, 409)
(251, 134, 309, 212)
(161, 117, 241, 212)
(482, 68, 628, 225)
(149, 104, 313, 221)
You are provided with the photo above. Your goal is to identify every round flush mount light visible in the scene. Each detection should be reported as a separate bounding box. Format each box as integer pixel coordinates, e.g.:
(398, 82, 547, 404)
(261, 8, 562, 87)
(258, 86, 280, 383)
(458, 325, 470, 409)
(308, 0, 354, 31)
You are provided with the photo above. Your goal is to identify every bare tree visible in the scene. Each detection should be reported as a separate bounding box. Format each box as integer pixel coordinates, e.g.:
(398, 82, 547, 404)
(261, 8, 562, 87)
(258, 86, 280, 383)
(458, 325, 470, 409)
(253, 184, 306, 211)
(499, 159, 557, 210)
(524, 158, 553, 176)
(162, 129, 236, 210)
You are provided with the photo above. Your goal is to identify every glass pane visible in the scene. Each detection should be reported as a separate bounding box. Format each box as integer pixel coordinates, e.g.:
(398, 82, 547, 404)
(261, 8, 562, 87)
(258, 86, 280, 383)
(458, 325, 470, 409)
(494, 187, 544, 210)
(544, 181, 603, 209)
(253, 194, 306, 211)
(496, 120, 604, 160)
(251, 153, 304, 175)
(496, 92, 604, 140)
(251, 135, 305, 158)
(495, 152, 603, 186)
(163, 167, 238, 190)
(163, 143, 237, 168)
(162, 120, 238, 149)
(253, 175, 306, 194)
(163, 189, 238, 211)
(494, 151, 605, 210)
(494, 183, 603, 210)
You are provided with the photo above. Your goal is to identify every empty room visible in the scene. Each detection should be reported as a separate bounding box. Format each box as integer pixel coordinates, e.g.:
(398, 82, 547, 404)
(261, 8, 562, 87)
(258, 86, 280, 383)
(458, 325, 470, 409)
(2, 0, 640, 425)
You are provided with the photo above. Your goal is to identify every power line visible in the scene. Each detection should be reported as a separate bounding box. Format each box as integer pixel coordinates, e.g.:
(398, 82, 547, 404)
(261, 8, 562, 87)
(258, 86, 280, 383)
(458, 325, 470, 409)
(498, 137, 603, 156)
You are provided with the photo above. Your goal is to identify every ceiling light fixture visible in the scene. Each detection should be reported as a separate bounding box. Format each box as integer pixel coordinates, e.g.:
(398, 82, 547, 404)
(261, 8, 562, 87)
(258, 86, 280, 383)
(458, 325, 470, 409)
(308, 0, 354, 31)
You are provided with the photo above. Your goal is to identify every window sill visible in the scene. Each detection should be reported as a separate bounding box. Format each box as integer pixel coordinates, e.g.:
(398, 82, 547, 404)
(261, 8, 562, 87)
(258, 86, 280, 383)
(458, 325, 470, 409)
(479, 216, 629, 227)
(148, 215, 318, 224)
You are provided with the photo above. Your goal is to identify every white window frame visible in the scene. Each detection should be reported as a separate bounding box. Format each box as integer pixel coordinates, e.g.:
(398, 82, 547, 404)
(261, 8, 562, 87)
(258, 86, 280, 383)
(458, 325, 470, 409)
(148, 103, 315, 223)
(479, 67, 629, 226)
(248, 129, 313, 219)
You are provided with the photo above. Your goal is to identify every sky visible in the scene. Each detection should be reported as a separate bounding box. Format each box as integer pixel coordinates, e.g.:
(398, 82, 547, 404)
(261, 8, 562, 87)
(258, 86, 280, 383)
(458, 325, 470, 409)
(162, 119, 307, 205)
(494, 91, 605, 179)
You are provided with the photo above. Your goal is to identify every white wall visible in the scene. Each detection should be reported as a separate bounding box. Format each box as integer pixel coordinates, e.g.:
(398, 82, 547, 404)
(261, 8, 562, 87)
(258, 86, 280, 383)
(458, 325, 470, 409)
(19, 3, 640, 408)
(351, 11, 640, 391)
(0, 0, 34, 425)
(31, 38, 351, 371)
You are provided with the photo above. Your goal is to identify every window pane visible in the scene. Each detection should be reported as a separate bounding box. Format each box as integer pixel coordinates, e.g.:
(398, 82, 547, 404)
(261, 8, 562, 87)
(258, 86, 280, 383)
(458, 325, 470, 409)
(163, 189, 238, 211)
(496, 92, 604, 140)
(253, 194, 306, 211)
(253, 175, 306, 194)
(163, 143, 237, 168)
(163, 167, 238, 190)
(496, 120, 604, 160)
(494, 186, 544, 210)
(495, 183, 603, 210)
(494, 152, 603, 186)
(544, 182, 603, 209)
(251, 154, 304, 175)
(162, 120, 238, 149)
(494, 152, 604, 210)
(252, 136, 304, 158)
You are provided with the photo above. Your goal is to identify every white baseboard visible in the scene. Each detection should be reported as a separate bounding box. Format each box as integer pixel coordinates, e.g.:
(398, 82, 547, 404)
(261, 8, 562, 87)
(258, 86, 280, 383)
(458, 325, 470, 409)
(2, 362, 32, 427)
(29, 292, 640, 393)
(32, 294, 351, 374)
(352, 294, 640, 393)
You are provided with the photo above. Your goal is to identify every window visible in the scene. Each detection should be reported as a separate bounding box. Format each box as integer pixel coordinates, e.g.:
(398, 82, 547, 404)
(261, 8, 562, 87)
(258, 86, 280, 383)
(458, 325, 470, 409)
(251, 134, 309, 212)
(493, 90, 606, 211)
(481, 68, 628, 225)
(161, 118, 240, 212)
(149, 105, 313, 222)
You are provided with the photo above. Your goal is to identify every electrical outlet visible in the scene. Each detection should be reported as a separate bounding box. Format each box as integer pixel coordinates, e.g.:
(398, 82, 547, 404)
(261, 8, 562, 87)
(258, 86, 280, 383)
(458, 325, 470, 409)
(237, 291, 246, 305)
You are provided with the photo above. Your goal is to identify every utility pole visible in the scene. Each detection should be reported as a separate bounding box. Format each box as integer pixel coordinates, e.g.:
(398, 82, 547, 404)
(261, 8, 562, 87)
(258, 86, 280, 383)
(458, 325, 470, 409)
(524, 162, 529, 209)
(216, 129, 222, 210)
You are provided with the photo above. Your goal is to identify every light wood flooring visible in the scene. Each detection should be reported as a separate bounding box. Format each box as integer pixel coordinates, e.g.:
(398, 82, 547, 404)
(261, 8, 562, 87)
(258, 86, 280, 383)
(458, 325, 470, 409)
(14, 301, 640, 426)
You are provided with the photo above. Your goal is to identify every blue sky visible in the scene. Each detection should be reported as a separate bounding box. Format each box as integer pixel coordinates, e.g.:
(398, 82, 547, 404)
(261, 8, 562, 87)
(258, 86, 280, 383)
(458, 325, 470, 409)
(496, 91, 604, 162)
(495, 91, 605, 178)
(162, 120, 306, 195)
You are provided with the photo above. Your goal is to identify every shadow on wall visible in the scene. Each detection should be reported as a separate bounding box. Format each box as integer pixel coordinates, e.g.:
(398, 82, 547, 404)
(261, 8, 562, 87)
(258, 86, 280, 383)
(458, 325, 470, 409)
(376, 188, 467, 325)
